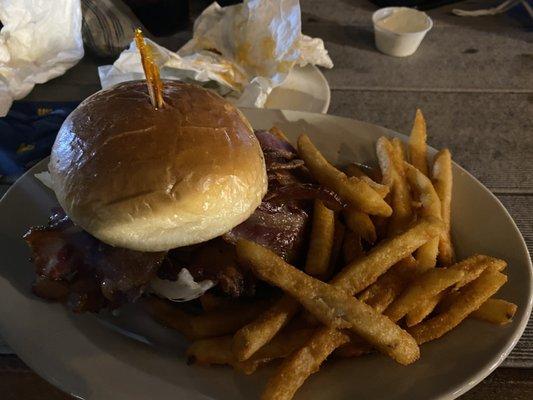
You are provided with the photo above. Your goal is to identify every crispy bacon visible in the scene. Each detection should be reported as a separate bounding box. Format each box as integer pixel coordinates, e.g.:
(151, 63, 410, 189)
(24, 210, 165, 312)
(224, 130, 318, 264)
(224, 202, 309, 263)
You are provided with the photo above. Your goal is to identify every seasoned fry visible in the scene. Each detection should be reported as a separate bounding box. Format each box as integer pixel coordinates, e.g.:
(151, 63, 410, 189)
(404, 162, 441, 271)
(470, 298, 517, 325)
(358, 176, 390, 198)
(187, 328, 316, 374)
(298, 134, 392, 216)
(200, 292, 238, 312)
(232, 295, 300, 361)
(376, 137, 413, 235)
(403, 255, 506, 326)
(432, 149, 455, 266)
(409, 268, 507, 344)
(405, 292, 444, 327)
(345, 163, 378, 180)
(144, 296, 270, 340)
(187, 335, 234, 366)
(358, 256, 419, 313)
(238, 216, 436, 359)
(343, 207, 377, 244)
(238, 328, 315, 374)
(391, 137, 406, 163)
(261, 327, 350, 400)
(451, 255, 507, 289)
(345, 164, 389, 198)
(328, 219, 345, 278)
(384, 268, 465, 322)
(142, 296, 197, 339)
(408, 109, 429, 176)
(342, 230, 364, 264)
(331, 216, 443, 295)
(305, 200, 335, 278)
(190, 301, 270, 338)
(237, 240, 420, 365)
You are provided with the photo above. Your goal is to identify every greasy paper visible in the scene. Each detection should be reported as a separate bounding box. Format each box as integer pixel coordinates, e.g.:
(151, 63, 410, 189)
(99, 0, 333, 107)
(0, 0, 84, 116)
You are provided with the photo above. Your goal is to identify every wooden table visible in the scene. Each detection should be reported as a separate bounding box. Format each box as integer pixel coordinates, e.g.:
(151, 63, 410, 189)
(0, 1, 531, 399)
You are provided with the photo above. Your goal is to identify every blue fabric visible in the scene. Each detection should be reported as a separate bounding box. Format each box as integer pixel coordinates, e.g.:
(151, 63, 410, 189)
(0, 101, 79, 183)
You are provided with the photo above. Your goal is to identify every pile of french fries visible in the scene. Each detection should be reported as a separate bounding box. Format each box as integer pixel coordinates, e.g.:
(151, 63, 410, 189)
(144, 110, 517, 400)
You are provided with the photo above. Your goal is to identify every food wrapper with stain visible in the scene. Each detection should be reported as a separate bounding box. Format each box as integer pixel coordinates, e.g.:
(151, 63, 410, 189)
(0, 0, 84, 116)
(98, 0, 333, 107)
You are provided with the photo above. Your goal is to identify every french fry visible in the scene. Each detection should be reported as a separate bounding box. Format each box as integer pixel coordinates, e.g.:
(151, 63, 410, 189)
(470, 298, 517, 325)
(305, 200, 336, 278)
(351, 176, 390, 198)
(187, 335, 234, 366)
(298, 134, 392, 217)
(391, 137, 406, 163)
(384, 268, 465, 322)
(345, 164, 389, 198)
(343, 207, 377, 244)
(144, 296, 271, 340)
(432, 149, 455, 266)
(327, 219, 345, 278)
(237, 240, 420, 365)
(452, 255, 507, 289)
(358, 256, 419, 313)
(408, 268, 507, 344)
(405, 292, 444, 327)
(331, 216, 443, 295)
(342, 230, 364, 264)
(376, 137, 413, 235)
(345, 163, 379, 181)
(199, 292, 238, 312)
(372, 215, 389, 241)
(404, 162, 441, 271)
(403, 255, 507, 326)
(190, 301, 270, 338)
(142, 296, 197, 339)
(232, 295, 300, 361)
(197, 215, 441, 365)
(261, 327, 350, 400)
(238, 328, 315, 374)
(408, 109, 429, 176)
(187, 328, 316, 374)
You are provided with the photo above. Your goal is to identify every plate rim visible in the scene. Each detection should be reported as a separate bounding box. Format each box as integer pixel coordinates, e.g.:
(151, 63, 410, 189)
(0, 109, 531, 400)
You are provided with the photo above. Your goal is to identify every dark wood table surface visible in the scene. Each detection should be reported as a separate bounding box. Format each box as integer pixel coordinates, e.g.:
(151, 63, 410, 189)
(0, 0, 531, 399)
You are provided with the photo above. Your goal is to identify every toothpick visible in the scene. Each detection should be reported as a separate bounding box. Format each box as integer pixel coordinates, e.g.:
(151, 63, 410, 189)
(134, 28, 164, 109)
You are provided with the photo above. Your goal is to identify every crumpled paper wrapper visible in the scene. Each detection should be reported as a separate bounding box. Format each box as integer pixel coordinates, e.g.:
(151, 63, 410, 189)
(99, 0, 333, 108)
(0, 0, 84, 116)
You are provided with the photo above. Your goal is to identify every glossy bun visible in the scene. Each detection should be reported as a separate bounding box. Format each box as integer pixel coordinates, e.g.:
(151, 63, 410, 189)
(49, 81, 267, 251)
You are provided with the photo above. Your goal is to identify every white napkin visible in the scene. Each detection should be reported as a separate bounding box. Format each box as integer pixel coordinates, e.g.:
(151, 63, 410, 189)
(99, 0, 333, 108)
(0, 0, 84, 116)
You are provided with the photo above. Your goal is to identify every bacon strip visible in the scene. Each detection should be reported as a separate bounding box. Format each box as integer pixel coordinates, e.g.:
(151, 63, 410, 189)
(24, 210, 165, 312)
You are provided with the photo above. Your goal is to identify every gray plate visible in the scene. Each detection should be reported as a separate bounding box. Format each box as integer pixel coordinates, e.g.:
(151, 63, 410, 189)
(0, 109, 531, 400)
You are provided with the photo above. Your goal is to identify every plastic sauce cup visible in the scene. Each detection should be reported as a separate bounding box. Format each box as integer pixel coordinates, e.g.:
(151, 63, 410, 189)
(372, 7, 433, 57)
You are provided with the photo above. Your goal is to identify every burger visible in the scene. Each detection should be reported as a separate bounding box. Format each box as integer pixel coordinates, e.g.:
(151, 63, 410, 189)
(24, 80, 341, 313)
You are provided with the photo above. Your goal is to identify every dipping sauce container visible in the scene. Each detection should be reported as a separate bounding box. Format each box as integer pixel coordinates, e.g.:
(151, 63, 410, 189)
(372, 7, 433, 57)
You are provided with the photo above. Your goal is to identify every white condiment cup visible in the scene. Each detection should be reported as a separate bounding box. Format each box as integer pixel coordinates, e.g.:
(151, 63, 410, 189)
(372, 7, 433, 57)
